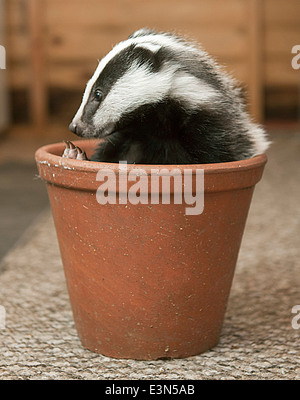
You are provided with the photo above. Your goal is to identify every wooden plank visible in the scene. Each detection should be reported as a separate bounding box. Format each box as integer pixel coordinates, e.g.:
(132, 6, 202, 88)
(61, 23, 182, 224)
(264, 0, 300, 26)
(265, 29, 300, 56)
(265, 59, 300, 86)
(45, 0, 245, 28)
(27, 0, 48, 133)
(246, 0, 264, 122)
(45, 27, 246, 62)
(5, 0, 29, 64)
(43, 0, 247, 63)
(5, 0, 27, 30)
(6, 31, 29, 61)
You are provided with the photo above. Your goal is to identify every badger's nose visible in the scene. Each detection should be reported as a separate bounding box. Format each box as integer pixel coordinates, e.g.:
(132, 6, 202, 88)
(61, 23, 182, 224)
(69, 122, 77, 134)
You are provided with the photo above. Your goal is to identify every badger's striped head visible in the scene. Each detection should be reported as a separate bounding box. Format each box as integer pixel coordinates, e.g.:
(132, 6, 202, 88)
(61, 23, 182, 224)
(69, 29, 222, 138)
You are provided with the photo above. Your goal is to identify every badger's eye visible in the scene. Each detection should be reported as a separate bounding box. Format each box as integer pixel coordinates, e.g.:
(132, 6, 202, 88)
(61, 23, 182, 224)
(94, 89, 102, 101)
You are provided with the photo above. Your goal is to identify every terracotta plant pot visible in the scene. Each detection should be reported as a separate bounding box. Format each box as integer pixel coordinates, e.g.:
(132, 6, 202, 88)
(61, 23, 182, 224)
(35, 140, 267, 360)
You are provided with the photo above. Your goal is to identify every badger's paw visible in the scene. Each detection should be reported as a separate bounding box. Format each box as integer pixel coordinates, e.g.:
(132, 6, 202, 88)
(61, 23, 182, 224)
(62, 141, 88, 160)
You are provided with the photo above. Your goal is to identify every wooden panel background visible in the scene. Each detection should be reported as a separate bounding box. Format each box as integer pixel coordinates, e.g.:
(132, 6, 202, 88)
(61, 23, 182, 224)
(4, 0, 300, 128)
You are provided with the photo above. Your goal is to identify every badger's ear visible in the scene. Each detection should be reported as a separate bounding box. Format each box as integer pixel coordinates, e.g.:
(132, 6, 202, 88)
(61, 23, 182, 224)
(133, 43, 162, 70)
(134, 42, 161, 53)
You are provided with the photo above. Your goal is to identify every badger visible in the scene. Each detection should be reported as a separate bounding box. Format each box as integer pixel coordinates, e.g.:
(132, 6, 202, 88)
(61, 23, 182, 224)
(64, 28, 269, 164)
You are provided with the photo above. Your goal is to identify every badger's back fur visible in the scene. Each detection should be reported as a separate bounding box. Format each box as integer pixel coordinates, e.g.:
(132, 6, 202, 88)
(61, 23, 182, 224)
(69, 28, 269, 164)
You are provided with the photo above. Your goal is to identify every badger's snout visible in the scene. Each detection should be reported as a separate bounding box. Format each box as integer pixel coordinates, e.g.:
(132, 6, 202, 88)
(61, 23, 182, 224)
(69, 122, 83, 136)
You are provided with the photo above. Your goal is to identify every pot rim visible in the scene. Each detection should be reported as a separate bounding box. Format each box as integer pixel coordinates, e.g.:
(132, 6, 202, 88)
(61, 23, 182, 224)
(35, 139, 267, 174)
(35, 140, 267, 192)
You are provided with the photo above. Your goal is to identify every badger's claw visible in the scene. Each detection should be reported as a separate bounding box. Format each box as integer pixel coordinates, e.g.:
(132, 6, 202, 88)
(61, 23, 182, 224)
(62, 141, 88, 160)
(76, 146, 88, 160)
(62, 141, 71, 158)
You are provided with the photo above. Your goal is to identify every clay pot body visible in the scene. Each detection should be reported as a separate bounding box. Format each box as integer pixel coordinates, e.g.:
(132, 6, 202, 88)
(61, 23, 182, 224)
(35, 140, 266, 360)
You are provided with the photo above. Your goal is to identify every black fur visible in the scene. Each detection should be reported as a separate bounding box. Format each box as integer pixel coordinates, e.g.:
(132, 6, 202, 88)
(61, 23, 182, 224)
(90, 98, 253, 164)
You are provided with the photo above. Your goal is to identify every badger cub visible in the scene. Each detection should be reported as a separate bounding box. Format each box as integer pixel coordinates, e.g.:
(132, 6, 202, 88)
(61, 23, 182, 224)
(65, 28, 269, 164)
